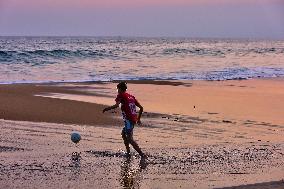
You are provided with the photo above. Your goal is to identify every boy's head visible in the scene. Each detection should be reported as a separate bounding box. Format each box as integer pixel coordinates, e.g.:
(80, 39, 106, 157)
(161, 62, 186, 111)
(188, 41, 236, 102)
(117, 82, 127, 93)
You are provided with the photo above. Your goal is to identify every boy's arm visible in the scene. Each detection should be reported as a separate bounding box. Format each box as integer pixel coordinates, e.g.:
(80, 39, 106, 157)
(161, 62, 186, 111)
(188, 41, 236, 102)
(136, 102, 143, 125)
(103, 102, 120, 113)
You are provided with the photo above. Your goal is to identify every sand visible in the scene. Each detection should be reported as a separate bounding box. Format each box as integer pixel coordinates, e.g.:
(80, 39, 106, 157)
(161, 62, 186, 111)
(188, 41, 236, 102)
(0, 79, 283, 189)
(0, 83, 118, 126)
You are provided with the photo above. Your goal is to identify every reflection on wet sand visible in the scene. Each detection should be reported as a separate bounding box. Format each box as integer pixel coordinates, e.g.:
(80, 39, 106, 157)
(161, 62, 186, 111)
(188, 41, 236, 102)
(120, 157, 148, 189)
(69, 152, 81, 180)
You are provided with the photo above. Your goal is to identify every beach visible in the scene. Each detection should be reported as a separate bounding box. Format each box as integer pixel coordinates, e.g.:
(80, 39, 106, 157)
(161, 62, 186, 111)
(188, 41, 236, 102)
(0, 79, 283, 189)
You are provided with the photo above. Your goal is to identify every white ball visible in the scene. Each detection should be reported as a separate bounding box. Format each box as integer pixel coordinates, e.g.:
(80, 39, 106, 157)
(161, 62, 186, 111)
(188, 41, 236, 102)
(71, 132, 81, 144)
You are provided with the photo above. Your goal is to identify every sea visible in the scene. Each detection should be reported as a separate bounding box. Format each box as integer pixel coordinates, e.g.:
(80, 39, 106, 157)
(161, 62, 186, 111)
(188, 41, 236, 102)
(1, 36, 284, 84)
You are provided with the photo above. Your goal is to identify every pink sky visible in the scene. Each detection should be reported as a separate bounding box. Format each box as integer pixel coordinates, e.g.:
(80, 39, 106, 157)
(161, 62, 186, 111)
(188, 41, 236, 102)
(2, 0, 283, 8)
(0, 0, 283, 38)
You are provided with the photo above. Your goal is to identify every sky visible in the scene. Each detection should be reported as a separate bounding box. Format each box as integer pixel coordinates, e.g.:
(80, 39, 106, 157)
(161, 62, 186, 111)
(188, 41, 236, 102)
(0, 0, 284, 39)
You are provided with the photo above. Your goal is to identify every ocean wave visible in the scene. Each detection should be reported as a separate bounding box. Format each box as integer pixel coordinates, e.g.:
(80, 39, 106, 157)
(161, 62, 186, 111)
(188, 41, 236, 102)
(0, 49, 120, 63)
(162, 47, 284, 57)
(1, 67, 284, 84)
(1, 37, 284, 83)
(202, 67, 284, 81)
(110, 67, 284, 81)
(162, 48, 225, 56)
(1, 46, 283, 64)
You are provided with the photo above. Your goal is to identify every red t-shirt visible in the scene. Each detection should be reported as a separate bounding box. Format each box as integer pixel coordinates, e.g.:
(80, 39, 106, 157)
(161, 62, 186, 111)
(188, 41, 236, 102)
(115, 92, 139, 123)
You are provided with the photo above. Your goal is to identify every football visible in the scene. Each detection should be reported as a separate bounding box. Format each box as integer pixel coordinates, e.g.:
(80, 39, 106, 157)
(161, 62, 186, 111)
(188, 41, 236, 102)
(71, 132, 81, 144)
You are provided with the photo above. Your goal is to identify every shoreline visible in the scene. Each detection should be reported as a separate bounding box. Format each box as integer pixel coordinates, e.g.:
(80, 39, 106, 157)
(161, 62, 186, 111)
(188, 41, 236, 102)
(1, 76, 284, 85)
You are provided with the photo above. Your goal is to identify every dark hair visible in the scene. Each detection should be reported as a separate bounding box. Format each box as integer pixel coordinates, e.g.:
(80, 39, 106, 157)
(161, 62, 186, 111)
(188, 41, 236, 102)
(117, 82, 127, 92)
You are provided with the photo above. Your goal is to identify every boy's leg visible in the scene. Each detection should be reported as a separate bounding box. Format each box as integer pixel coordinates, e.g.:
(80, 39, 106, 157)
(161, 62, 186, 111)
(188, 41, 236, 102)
(127, 132, 145, 157)
(123, 120, 146, 158)
(121, 130, 130, 154)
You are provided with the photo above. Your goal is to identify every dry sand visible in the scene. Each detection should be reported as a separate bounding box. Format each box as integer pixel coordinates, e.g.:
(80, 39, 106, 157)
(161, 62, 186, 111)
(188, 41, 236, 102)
(0, 79, 283, 189)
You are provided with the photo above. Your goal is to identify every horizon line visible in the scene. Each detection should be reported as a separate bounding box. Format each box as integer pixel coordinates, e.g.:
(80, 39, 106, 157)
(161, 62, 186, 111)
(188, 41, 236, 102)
(0, 35, 283, 41)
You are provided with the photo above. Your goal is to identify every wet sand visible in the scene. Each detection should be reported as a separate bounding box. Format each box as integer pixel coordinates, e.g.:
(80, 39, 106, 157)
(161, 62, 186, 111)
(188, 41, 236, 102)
(0, 79, 284, 188)
(0, 83, 118, 126)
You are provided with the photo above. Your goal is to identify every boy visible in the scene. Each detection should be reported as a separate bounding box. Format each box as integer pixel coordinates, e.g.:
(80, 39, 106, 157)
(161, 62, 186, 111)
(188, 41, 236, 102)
(103, 82, 146, 158)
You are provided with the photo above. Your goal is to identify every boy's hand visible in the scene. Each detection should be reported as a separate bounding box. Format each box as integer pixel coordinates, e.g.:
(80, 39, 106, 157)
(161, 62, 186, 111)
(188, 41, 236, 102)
(103, 103, 119, 113)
